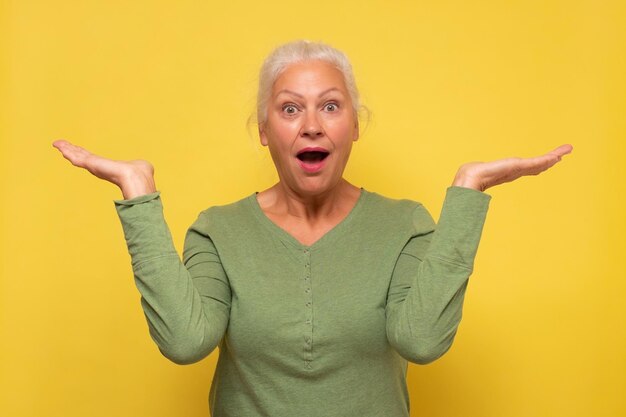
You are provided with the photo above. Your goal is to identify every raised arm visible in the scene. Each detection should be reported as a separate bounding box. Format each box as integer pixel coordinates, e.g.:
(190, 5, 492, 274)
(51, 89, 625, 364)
(114, 193, 231, 364)
(386, 144, 573, 364)
(53, 140, 231, 364)
(386, 187, 489, 364)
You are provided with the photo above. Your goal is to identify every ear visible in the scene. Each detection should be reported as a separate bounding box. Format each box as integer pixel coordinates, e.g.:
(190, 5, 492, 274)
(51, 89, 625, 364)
(259, 123, 268, 146)
(352, 119, 359, 142)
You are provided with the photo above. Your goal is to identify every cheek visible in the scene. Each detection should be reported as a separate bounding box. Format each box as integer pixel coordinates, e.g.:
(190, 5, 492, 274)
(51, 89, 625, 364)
(326, 117, 355, 142)
(265, 119, 299, 148)
(272, 117, 301, 138)
(267, 131, 298, 161)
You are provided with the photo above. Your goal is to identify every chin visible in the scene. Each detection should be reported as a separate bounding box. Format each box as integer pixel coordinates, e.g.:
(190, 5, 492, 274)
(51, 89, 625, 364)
(294, 176, 339, 196)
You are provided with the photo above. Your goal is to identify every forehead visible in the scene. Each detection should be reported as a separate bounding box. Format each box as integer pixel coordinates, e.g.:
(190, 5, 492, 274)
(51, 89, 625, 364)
(272, 60, 348, 97)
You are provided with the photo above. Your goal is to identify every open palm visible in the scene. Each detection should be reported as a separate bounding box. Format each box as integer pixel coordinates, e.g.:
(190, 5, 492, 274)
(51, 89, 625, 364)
(52, 140, 156, 199)
(453, 144, 573, 191)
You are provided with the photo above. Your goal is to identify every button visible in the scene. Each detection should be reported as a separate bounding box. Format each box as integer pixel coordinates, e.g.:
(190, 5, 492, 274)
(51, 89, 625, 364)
(305, 338, 311, 344)
(306, 302, 311, 307)
(305, 319, 311, 324)
(305, 288, 310, 293)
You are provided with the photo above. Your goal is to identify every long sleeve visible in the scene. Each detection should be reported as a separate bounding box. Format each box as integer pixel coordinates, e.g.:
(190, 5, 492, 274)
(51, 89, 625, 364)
(385, 186, 491, 364)
(114, 191, 231, 365)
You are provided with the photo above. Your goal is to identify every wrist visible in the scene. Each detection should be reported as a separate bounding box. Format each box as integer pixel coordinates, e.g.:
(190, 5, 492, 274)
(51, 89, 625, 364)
(119, 170, 156, 200)
(452, 173, 484, 192)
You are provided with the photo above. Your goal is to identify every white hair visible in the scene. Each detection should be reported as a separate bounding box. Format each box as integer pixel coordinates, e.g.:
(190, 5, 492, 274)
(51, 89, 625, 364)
(256, 40, 362, 125)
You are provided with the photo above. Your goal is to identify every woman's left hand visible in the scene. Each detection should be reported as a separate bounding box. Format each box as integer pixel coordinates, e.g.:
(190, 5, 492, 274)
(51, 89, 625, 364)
(452, 144, 573, 192)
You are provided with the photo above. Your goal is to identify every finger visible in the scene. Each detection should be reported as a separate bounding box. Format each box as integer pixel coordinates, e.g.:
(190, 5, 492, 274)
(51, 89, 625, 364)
(547, 144, 573, 159)
(52, 139, 74, 154)
(52, 139, 68, 148)
(512, 153, 560, 177)
(518, 145, 573, 174)
(52, 140, 93, 168)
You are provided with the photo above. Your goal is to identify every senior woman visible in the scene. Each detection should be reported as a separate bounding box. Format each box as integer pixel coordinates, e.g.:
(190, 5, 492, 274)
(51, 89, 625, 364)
(53, 40, 572, 417)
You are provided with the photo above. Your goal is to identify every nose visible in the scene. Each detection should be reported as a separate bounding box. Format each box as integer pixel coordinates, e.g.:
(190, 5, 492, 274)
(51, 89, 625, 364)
(301, 111, 323, 139)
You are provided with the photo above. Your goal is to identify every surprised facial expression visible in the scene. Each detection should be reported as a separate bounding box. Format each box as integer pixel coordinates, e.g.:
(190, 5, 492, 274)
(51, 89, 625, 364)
(259, 60, 359, 196)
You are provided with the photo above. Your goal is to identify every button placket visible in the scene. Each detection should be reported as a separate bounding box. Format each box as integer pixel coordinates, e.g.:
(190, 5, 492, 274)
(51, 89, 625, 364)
(303, 248, 314, 370)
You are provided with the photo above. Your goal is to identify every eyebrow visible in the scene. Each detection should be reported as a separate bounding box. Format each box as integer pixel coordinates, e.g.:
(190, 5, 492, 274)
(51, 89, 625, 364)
(275, 87, 342, 99)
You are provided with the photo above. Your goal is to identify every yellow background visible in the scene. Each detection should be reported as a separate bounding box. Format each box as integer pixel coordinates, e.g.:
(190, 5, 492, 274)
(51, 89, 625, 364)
(2, 1, 624, 416)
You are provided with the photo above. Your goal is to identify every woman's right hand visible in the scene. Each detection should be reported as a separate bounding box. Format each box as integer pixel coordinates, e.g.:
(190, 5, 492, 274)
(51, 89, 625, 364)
(52, 139, 157, 200)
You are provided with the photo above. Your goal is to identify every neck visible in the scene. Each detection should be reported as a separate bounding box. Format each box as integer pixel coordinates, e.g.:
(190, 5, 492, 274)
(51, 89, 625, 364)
(263, 179, 360, 223)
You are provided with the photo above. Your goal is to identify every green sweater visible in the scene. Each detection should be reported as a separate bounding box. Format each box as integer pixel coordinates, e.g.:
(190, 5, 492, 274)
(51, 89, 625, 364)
(114, 186, 490, 417)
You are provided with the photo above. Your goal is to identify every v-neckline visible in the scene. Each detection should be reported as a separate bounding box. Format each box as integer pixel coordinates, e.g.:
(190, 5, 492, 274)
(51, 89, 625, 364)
(247, 188, 368, 251)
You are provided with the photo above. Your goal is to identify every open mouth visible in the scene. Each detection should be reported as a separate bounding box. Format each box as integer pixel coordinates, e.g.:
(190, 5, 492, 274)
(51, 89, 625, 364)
(295, 148, 330, 173)
(296, 150, 330, 163)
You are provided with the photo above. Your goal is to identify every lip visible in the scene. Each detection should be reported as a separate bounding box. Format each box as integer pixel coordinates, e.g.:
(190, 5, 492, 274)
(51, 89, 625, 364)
(296, 146, 330, 156)
(295, 147, 330, 174)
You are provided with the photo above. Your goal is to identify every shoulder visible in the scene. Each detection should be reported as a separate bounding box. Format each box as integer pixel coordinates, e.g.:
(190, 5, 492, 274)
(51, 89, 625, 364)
(362, 190, 435, 236)
(188, 193, 256, 236)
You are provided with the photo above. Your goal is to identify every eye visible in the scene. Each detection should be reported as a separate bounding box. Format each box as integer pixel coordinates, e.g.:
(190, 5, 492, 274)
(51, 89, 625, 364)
(324, 102, 339, 112)
(282, 104, 298, 115)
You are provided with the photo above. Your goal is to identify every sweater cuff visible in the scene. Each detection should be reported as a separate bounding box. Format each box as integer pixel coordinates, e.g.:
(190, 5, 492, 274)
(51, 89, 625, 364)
(114, 191, 178, 267)
(113, 191, 161, 206)
(426, 186, 491, 269)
